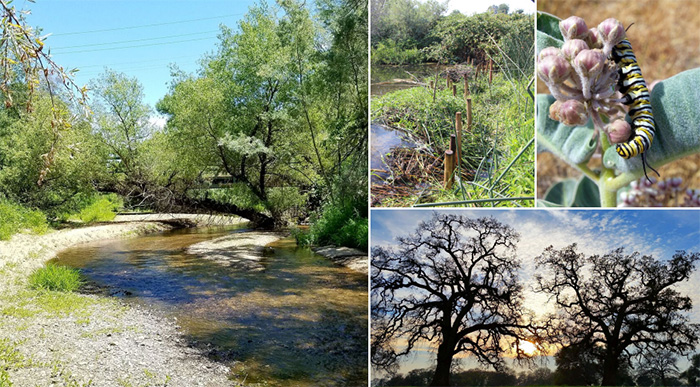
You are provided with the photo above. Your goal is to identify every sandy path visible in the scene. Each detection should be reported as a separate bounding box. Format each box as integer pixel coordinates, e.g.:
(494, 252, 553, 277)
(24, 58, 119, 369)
(0, 214, 245, 386)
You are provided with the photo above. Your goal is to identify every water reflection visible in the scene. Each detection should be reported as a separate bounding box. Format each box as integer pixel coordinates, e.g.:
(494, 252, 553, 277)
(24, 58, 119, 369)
(53, 227, 368, 386)
(371, 124, 416, 184)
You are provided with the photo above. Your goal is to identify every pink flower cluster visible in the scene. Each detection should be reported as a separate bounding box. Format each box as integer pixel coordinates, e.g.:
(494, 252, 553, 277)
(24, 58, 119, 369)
(618, 177, 700, 207)
(538, 16, 630, 141)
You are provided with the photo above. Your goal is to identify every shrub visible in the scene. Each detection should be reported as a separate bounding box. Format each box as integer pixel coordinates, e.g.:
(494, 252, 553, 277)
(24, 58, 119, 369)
(28, 264, 83, 292)
(78, 194, 122, 223)
(0, 198, 49, 240)
(296, 201, 368, 251)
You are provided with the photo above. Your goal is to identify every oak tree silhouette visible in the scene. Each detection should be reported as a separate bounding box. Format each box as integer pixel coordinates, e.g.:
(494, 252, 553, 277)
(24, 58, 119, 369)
(371, 213, 541, 386)
(535, 244, 700, 386)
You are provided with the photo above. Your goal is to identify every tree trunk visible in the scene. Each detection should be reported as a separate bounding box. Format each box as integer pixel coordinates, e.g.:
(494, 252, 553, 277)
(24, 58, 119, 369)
(601, 355, 620, 386)
(430, 339, 455, 386)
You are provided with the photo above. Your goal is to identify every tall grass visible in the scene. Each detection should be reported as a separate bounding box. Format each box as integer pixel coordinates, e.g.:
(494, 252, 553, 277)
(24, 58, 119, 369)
(28, 264, 84, 292)
(0, 198, 48, 240)
(294, 200, 368, 251)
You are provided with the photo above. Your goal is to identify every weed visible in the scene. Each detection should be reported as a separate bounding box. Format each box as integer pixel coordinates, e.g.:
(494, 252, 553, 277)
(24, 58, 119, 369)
(28, 264, 83, 292)
(0, 199, 48, 240)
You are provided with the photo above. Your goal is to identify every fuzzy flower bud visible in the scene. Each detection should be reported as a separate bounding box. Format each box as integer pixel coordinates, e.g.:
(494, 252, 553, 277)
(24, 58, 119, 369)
(586, 27, 604, 50)
(598, 18, 626, 47)
(561, 39, 589, 61)
(574, 49, 607, 77)
(558, 99, 588, 126)
(608, 119, 632, 143)
(559, 16, 589, 41)
(549, 100, 562, 121)
(538, 55, 572, 84)
(538, 47, 563, 61)
(670, 177, 683, 188)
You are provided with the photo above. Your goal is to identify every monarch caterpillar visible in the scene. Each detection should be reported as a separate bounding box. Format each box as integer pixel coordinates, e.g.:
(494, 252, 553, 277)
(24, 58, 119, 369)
(611, 38, 659, 182)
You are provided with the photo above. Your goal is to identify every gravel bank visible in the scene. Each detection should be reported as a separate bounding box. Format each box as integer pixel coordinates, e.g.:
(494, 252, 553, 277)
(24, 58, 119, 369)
(312, 246, 368, 275)
(0, 215, 244, 386)
(186, 231, 285, 271)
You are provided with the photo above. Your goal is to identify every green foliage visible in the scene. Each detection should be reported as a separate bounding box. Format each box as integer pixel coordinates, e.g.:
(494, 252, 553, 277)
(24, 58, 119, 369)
(371, 0, 447, 50)
(77, 194, 122, 223)
(540, 176, 600, 207)
(0, 198, 48, 240)
(296, 200, 368, 251)
(28, 264, 83, 292)
(372, 40, 424, 65)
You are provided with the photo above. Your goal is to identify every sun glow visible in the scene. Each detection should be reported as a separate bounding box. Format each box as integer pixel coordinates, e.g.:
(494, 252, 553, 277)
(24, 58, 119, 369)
(519, 341, 537, 356)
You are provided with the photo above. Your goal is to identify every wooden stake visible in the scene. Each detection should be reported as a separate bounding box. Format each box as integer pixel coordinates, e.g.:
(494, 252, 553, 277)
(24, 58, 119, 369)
(447, 77, 452, 90)
(466, 98, 473, 131)
(452, 85, 457, 97)
(455, 112, 463, 167)
(429, 80, 434, 90)
(463, 75, 469, 98)
(489, 59, 493, 85)
(444, 150, 455, 189)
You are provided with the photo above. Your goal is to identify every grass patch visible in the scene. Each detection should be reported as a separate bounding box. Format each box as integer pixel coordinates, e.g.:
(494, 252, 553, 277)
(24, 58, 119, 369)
(294, 200, 368, 251)
(76, 194, 122, 223)
(0, 198, 49, 240)
(28, 264, 83, 292)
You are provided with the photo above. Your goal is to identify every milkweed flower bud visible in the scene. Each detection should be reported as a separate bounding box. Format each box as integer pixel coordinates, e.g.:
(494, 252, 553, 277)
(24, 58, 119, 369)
(558, 99, 588, 126)
(560, 16, 589, 40)
(538, 47, 563, 61)
(608, 119, 631, 143)
(670, 177, 683, 188)
(598, 18, 626, 47)
(549, 100, 562, 121)
(561, 39, 589, 61)
(538, 55, 572, 84)
(586, 27, 604, 49)
(574, 49, 606, 77)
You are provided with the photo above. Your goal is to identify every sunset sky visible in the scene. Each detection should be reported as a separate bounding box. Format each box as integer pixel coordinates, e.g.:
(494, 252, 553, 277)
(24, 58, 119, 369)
(372, 209, 700, 374)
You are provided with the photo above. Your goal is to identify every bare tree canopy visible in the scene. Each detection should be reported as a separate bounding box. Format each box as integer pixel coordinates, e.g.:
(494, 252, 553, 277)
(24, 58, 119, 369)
(371, 213, 541, 387)
(535, 244, 700, 386)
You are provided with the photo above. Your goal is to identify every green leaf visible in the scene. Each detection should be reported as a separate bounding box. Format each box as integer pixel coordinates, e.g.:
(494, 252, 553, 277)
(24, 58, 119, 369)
(541, 176, 600, 207)
(572, 175, 600, 207)
(537, 94, 597, 165)
(536, 12, 563, 56)
(542, 178, 576, 206)
(603, 67, 700, 176)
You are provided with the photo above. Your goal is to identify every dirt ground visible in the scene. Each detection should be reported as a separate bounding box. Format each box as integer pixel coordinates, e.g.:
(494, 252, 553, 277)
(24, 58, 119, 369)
(537, 0, 700, 201)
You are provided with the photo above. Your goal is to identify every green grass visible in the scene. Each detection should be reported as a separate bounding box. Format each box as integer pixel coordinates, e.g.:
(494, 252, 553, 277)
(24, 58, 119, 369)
(294, 200, 368, 251)
(27, 264, 84, 292)
(77, 194, 122, 223)
(0, 199, 49, 240)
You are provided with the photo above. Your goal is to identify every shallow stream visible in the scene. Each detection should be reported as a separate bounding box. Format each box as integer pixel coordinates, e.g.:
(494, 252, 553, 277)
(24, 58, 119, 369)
(52, 226, 368, 386)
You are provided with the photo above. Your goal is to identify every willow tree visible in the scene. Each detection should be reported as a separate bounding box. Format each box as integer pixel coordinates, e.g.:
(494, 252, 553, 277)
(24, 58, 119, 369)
(158, 0, 367, 228)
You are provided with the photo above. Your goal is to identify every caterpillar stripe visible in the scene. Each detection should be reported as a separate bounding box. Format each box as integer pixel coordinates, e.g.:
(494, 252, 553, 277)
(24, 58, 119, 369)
(611, 38, 659, 181)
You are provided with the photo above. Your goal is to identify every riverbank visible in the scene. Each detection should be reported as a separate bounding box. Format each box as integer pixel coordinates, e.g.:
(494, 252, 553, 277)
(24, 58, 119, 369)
(0, 214, 244, 386)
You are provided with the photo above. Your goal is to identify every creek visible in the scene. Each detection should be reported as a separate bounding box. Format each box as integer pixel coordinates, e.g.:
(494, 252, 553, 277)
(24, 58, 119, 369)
(52, 225, 368, 386)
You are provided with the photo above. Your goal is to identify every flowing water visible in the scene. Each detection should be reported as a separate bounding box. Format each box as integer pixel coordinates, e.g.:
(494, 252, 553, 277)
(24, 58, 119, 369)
(52, 226, 368, 386)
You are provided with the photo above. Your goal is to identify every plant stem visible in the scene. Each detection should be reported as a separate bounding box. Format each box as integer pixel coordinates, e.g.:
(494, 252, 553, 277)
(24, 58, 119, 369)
(598, 131, 617, 207)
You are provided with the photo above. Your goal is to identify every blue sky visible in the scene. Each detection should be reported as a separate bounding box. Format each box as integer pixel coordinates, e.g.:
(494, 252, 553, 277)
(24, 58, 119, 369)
(23, 0, 260, 111)
(372, 208, 700, 374)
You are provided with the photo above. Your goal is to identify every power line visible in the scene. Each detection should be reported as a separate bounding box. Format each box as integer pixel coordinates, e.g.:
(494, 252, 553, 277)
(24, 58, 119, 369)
(77, 54, 202, 69)
(52, 30, 219, 50)
(53, 13, 244, 36)
(54, 36, 218, 54)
